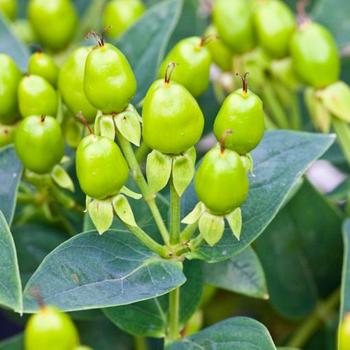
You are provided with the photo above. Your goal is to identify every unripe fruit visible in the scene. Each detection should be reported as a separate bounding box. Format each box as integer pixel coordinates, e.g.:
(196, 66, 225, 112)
(290, 22, 340, 88)
(253, 0, 296, 59)
(103, 0, 145, 39)
(339, 314, 350, 350)
(76, 135, 129, 199)
(0, 124, 16, 147)
(28, 52, 59, 87)
(84, 43, 137, 114)
(18, 75, 58, 118)
(0, 0, 17, 21)
(159, 37, 212, 97)
(213, 0, 255, 54)
(59, 47, 97, 123)
(25, 306, 79, 350)
(28, 0, 77, 51)
(195, 145, 249, 215)
(142, 77, 204, 154)
(0, 54, 21, 124)
(15, 115, 64, 174)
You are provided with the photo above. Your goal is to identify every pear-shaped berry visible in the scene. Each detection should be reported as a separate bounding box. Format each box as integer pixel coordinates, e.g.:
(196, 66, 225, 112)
(28, 52, 59, 87)
(0, 0, 17, 20)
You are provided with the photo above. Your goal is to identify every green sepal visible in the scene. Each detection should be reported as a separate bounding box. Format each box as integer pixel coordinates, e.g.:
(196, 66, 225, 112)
(115, 105, 141, 146)
(112, 194, 137, 227)
(182, 202, 205, 225)
(319, 81, 350, 123)
(100, 115, 116, 140)
(60, 155, 71, 164)
(240, 154, 254, 175)
(270, 57, 299, 91)
(226, 207, 242, 240)
(199, 212, 225, 247)
(87, 198, 114, 235)
(185, 146, 197, 165)
(172, 153, 195, 197)
(146, 150, 172, 194)
(94, 110, 103, 135)
(50, 164, 75, 192)
(63, 118, 83, 149)
(120, 186, 142, 200)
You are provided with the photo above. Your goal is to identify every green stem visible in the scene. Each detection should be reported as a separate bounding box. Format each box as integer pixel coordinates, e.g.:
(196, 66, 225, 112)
(180, 222, 198, 242)
(135, 142, 151, 164)
(190, 234, 204, 250)
(170, 180, 181, 245)
(168, 288, 180, 341)
(117, 133, 170, 245)
(134, 336, 147, 350)
(290, 93, 302, 130)
(287, 288, 340, 348)
(332, 118, 350, 167)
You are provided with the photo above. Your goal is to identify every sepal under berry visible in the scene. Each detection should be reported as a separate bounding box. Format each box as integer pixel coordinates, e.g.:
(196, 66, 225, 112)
(87, 198, 114, 235)
(100, 115, 116, 140)
(225, 207, 242, 240)
(199, 211, 224, 247)
(240, 154, 254, 175)
(172, 150, 196, 196)
(112, 194, 137, 227)
(182, 202, 205, 225)
(50, 164, 75, 192)
(120, 186, 142, 200)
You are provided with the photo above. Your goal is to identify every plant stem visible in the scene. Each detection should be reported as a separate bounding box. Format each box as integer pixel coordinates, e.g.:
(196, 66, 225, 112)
(290, 93, 302, 130)
(170, 179, 181, 245)
(180, 222, 198, 242)
(168, 288, 180, 341)
(117, 133, 170, 245)
(135, 142, 151, 164)
(332, 118, 350, 166)
(134, 336, 147, 350)
(287, 288, 340, 348)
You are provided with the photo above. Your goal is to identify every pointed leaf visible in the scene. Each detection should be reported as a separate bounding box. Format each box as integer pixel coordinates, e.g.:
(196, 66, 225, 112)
(23, 230, 186, 312)
(182, 202, 204, 225)
(172, 154, 194, 196)
(115, 110, 141, 146)
(87, 199, 114, 235)
(99, 115, 115, 140)
(112, 194, 137, 227)
(146, 150, 172, 193)
(226, 208, 242, 240)
(0, 334, 23, 350)
(51, 164, 75, 192)
(120, 186, 142, 200)
(185, 146, 196, 165)
(199, 212, 224, 247)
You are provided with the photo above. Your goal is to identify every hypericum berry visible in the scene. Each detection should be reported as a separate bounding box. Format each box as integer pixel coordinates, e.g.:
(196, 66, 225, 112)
(290, 22, 340, 88)
(84, 39, 137, 114)
(59, 47, 97, 123)
(213, 74, 265, 155)
(253, 0, 296, 59)
(18, 75, 58, 118)
(159, 36, 212, 97)
(339, 314, 350, 350)
(15, 115, 64, 174)
(103, 0, 145, 39)
(76, 134, 129, 199)
(142, 64, 204, 154)
(212, 0, 255, 54)
(25, 306, 79, 350)
(0, 0, 17, 20)
(0, 124, 16, 147)
(0, 54, 21, 124)
(28, 0, 77, 51)
(28, 52, 59, 87)
(194, 141, 249, 215)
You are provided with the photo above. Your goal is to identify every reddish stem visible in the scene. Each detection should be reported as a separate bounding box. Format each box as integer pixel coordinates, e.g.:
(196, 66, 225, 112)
(85, 30, 104, 47)
(236, 72, 249, 95)
(76, 112, 93, 135)
(199, 34, 218, 47)
(164, 62, 177, 84)
(30, 287, 45, 309)
(297, 0, 311, 27)
(220, 129, 233, 154)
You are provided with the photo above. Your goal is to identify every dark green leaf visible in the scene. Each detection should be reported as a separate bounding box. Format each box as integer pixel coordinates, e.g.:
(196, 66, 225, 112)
(0, 335, 23, 350)
(0, 211, 22, 312)
(328, 177, 350, 201)
(204, 246, 268, 299)
(23, 230, 186, 312)
(166, 317, 276, 350)
(104, 260, 203, 337)
(116, 0, 183, 103)
(184, 131, 335, 262)
(340, 219, 350, 322)
(0, 146, 23, 225)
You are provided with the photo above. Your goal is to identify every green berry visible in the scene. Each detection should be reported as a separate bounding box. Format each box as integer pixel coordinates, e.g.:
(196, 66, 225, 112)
(59, 47, 97, 123)
(74, 347, 92, 350)
(290, 22, 340, 88)
(159, 37, 212, 97)
(76, 135, 129, 199)
(103, 0, 145, 39)
(0, 54, 21, 124)
(28, 52, 59, 87)
(28, 0, 77, 51)
(15, 115, 64, 174)
(0, 0, 17, 20)
(18, 75, 58, 118)
(0, 124, 16, 148)
(195, 145, 249, 215)
(25, 306, 79, 350)
(213, 0, 255, 54)
(84, 43, 137, 114)
(142, 77, 204, 154)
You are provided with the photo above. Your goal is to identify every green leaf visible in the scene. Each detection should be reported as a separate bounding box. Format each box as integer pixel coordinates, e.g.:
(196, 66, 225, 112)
(340, 220, 350, 322)
(0, 335, 23, 350)
(0, 146, 23, 225)
(256, 181, 343, 320)
(166, 317, 277, 350)
(183, 131, 335, 262)
(204, 247, 268, 300)
(0, 211, 22, 312)
(116, 0, 183, 103)
(103, 260, 203, 337)
(23, 230, 186, 312)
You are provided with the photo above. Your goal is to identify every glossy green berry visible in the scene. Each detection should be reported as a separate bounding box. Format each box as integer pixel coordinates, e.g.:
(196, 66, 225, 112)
(290, 22, 340, 88)
(59, 47, 97, 123)
(213, 0, 255, 54)
(103, 0, 145, 39)
(0, 0, 17, 20)
(25, 306, 79, 350)
(253, 0, 296, 58)
(339, 314, 350, 350)
(28, 0, 77, 51)
(84, 43, 137, 114)
(214, 76, 265, 155)
(28, 52, 59, 87)
(15, 115, 64, 174)
(142, 77, 204, 154)
(204, 26, 232, 72)
(159, 37, 212, 97)
(0, 54, 21, 124)
(76, 134, 129, 199)
(0, 124, 16, 147)
(18, 75, 58, 118)
(195, 145, 249, 215)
